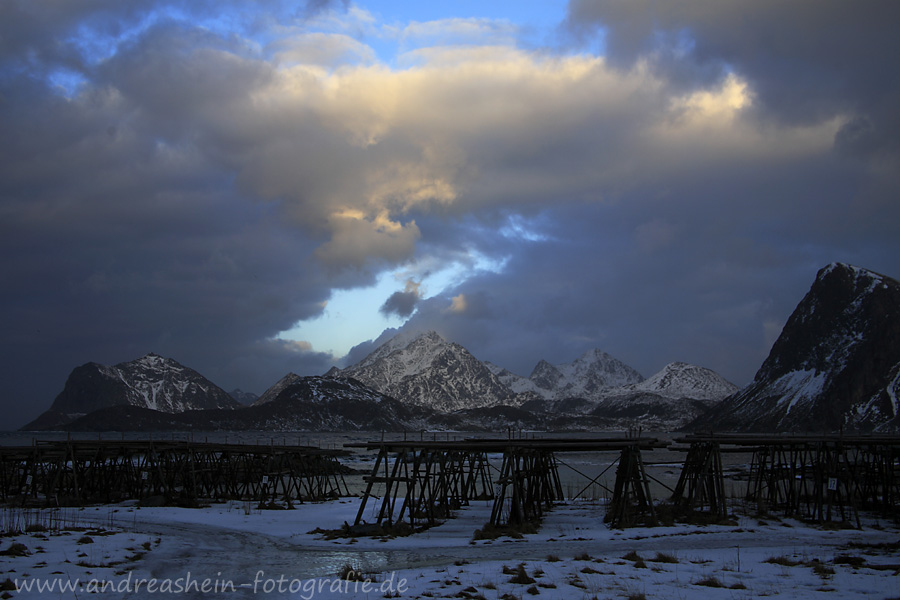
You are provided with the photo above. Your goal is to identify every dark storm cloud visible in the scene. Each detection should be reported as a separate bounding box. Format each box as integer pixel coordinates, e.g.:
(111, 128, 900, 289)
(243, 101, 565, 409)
(379, 280, 423, 319)
(564, 0, 900, 156)
(0, 25, 336, 427)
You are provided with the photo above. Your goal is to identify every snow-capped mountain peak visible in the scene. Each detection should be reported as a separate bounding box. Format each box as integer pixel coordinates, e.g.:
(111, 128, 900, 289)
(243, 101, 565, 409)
(353, 330, 446, 371)
(691, 262, 900, 432)
(518, 349, 646, 401)
(333, 330, 516, 412)
(529, 360, 565, 393)
(26, 353, 241, 429)
(630, 362, 739, 401)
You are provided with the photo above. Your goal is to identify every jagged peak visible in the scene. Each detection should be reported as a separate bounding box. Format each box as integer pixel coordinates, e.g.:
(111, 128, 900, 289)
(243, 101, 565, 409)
(121, 353, 181, 370)
(277, 371, 301, 381)
(632, 361, 738, 400)
(645, 361, 728, 380)
(353, 330, 447, 368)
(253, 372, 304, 406)
(529, 359, 561, 378)
(655, 361, 693, 372)
(399, 330, 446, 348)
(818, 262, 890, 285)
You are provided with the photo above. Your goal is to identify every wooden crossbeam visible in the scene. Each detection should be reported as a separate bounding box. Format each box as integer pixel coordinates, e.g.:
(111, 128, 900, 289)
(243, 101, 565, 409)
(0, 441, 349, 507)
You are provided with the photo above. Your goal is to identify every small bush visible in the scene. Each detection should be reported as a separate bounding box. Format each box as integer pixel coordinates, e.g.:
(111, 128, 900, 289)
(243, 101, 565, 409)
(508, 564, 536, 585)
(567, 576, 586, 589)
(810, 560, 835, 578)
(545, 554, 561, 562)
(338, 563, 372, 582)
(1, 543, 29, 557)
(77, 536, 94, 545)
(764, 555, 803, 567)
(622, 551, 642, 562)
(650, 552, 678, 564)
(574, 552, 593, 561)
(833, 554, 866, 568)
(473, 521, 540, 541)
(695, 576, 724, 588)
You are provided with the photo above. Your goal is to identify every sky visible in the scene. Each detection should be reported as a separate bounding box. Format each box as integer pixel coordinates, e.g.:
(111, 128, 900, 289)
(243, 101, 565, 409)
(2, 0, 900, 429)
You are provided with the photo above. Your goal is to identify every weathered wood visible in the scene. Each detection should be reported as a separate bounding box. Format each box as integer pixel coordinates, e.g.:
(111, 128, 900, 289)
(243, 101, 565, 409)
(0, 440, 349, 506)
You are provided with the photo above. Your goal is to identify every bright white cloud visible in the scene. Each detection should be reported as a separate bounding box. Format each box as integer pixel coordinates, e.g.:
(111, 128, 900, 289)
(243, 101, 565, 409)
(269, 32, 377, 67)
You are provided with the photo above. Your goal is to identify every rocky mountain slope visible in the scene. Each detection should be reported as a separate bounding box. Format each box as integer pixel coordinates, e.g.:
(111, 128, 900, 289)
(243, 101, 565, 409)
(626, 362, 739, 401)
(23, 333, 742, 433)
(253, 372, 304, 406)
(51, 376, 462, 432)
(331, 331, 517, 412)
(23, 353, 240, 430)
(691, 263, 900, 433)
(519, 361, 738, 430)
(327, 329, 739, 430)
(487, 349, 645, 401)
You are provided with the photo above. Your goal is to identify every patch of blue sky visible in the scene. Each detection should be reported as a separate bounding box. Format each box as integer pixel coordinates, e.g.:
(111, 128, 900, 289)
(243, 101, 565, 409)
(360, 0, 568, 30)
(47, 68, 87, 97)
(293, 0, 575, 68)
(279, 249, 507, 358)
(52, 0, 588, 78)
(500, 214, 552, 243)
(67, 8, 169, 66)
(279, 269, 407, 360)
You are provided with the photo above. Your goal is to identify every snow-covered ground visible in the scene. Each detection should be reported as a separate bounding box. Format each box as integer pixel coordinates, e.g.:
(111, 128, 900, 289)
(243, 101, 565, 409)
(2, 498, 898, 599)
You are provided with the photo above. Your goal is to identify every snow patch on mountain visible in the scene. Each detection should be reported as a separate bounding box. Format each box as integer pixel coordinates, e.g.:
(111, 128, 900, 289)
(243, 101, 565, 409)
(100, 353, 236, 413)
(334, 331, 516, 412)
(628, 362, 739, 401)
(773, 369, 829, 415)
(691, 263, 900, 433)
(23, 353, 241, 430)
(492, 350, 645, 402)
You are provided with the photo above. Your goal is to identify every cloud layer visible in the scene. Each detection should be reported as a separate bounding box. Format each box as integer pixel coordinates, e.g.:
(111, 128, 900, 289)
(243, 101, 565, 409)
(2, 1, 899, 427)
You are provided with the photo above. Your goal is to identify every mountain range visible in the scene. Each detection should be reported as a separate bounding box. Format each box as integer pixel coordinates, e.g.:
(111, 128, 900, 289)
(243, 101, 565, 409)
(21, 262, 900, 433)
(24, 332, 737, 432)
(486, 348, 646, 401)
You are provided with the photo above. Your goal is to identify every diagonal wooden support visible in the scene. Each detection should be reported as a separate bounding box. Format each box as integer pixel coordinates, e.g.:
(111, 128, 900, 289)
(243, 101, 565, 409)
(606, 444, 657, 528)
